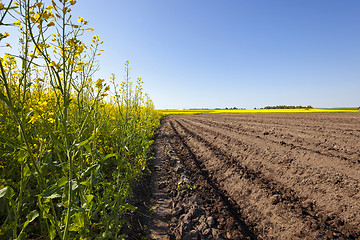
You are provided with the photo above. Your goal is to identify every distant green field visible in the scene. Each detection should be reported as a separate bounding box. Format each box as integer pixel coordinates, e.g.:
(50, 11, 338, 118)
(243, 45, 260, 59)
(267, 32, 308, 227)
(159, 108, 359, 115)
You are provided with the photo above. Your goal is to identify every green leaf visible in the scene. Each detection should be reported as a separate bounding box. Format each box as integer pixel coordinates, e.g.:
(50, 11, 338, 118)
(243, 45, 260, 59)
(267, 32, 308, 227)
(123, 203, 137, 213)
(0, 186, 14, 200)
(17, 148, 28, 163)
(26, 210, 39, 223)
(0, 187, 7, 199)
(47, 193, 62, 199)
(23, 164, 31, 179)
(81, 164, 99, 177)
(78, 135, 94, 153)
(79, 181, 91, 187)
(70, 180, 78, 191)
(74, 212, 85, 227)
(21, 211, 38, 235)
(100, 153, 118, 162)
(49, 225, 56, 240)
(79, 135, 94, 147)
(63, 162, 70, 172)
(68, 224, 79, 232)
(85, 194, 94, 204)
(69, 212, 85, 232)
(17, 232, 27, 240)
(41, 186, 62, 199)
(57, 176, 68, 187)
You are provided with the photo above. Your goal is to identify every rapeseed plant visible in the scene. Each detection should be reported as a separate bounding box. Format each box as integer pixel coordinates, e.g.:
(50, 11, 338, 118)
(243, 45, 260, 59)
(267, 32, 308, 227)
(0, 1, 160, 239)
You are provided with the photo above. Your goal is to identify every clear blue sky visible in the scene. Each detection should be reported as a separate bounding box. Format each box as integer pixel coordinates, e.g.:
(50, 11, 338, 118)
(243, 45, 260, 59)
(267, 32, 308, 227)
(7, 1, 360, 109)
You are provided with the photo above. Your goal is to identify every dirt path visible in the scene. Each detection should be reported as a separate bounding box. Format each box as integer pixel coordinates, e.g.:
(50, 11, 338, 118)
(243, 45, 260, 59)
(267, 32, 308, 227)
(149, 113, 360, 239)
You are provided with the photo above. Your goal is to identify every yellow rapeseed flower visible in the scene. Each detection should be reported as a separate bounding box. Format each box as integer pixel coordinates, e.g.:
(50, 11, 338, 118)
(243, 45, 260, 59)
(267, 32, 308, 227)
(74, 66, 83, 72)
(42, 11, 51, 21)
(0, 3, 4, 10)
(95, 78, 105, 89)
(62, 7, 70, 14)
(29, 114, 40, 124)
(14, 21, 21, 27)
(39, 101, 48, 107)
(0, 32, 10, 39)
(49, 61, 60, 69)
(70, 0, 76, 5)
(31, 13, 41, 23)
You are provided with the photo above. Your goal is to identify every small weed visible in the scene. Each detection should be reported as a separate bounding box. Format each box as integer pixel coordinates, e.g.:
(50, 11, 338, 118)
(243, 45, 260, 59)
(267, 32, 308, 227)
(177, 184, 197, 191)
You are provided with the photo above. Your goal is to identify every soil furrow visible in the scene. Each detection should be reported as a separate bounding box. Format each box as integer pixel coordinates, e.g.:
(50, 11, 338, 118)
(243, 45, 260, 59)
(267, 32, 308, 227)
(189, 115, 360, 165)
(195, 114, 360, 150)
(181, 116, 360, 182)
(168, 120, 257, 239)
(173, 118, 358, 239)
(151, 113, 360, 239)
(200, 114, 360, 136)
(177, 116, 360, 234)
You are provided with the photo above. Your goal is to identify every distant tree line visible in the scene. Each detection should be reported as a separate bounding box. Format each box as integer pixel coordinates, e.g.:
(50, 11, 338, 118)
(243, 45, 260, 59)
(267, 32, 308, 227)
(263, 105, 313, 109)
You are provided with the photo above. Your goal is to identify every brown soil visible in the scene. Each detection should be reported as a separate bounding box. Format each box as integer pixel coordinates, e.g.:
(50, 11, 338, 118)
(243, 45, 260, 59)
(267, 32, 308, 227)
(149, 113, 360, 239)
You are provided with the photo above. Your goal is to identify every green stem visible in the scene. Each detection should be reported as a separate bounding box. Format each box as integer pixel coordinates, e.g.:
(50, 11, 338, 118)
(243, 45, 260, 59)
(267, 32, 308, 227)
(13, 161, 25, 239)
(62, 2, 74, 239)
(0, 58, 63, 238)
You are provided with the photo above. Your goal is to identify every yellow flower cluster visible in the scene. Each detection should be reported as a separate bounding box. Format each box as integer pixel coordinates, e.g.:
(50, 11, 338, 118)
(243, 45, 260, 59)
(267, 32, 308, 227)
(0, 32, 10, 39)
(96, 78, 105, 89)
(28, 101, 56, 124)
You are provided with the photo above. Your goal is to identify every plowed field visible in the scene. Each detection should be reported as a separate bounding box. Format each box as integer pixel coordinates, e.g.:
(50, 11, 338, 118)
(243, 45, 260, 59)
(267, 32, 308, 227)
(151, 113, 360, 239)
